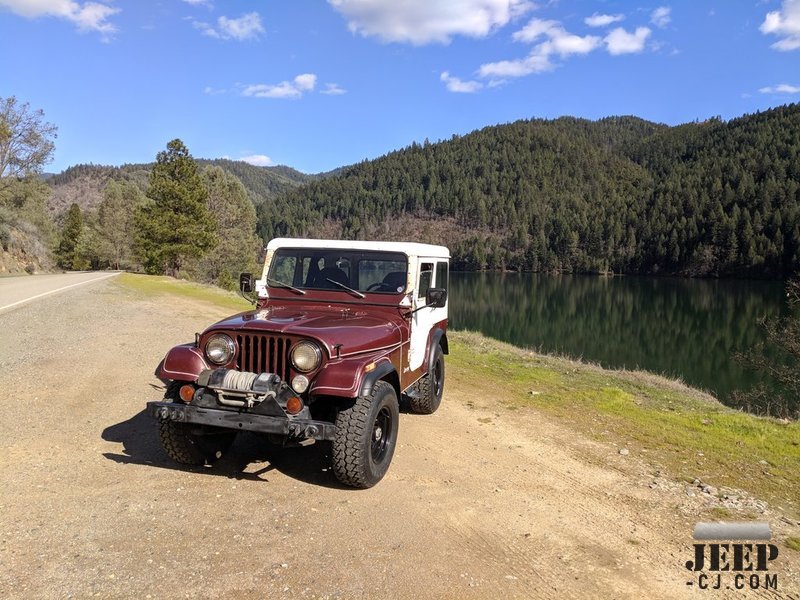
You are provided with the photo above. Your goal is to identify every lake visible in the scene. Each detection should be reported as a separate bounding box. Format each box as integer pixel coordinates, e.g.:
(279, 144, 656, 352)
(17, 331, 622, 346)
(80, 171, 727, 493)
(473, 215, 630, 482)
(448, 272, 790, 404)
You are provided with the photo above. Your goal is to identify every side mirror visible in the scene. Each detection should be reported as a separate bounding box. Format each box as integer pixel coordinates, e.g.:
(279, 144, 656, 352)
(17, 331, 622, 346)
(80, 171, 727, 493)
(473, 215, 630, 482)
(239, 272, 254, 293)
(426, 287, 447, 308)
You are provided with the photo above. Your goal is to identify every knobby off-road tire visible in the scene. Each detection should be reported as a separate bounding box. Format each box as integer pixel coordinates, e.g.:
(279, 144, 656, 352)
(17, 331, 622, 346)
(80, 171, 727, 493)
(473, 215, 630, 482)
(332, 380, 399, 488)
(157, 382, 237, 466)
(409, 344, 445, 415)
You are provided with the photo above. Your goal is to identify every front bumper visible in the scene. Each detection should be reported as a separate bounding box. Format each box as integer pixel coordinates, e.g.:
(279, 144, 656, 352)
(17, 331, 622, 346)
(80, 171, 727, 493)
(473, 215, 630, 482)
(146, 401, 337, 441)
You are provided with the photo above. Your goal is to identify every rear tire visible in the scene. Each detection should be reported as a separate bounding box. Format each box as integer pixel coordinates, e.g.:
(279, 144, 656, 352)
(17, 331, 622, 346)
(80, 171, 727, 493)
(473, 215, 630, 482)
(332, 381, 399, 488)
(410, 344, 445, 415)
(157, 382, 237, 466)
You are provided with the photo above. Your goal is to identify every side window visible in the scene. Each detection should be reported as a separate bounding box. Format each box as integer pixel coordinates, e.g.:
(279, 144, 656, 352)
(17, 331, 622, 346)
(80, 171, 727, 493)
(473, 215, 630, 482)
(435, 262, 448, 291)
(418, 262, 433, 300)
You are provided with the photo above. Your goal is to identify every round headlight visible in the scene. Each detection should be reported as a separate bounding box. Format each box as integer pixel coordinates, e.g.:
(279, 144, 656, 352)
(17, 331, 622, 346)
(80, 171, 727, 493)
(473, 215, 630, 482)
(291, 341, 322, 373)
(205, 333, 235, 365)
(291, 375, 310, 394)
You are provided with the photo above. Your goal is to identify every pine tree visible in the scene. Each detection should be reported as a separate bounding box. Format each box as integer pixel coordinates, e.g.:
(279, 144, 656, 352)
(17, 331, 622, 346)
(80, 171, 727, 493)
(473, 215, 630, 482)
(97, 180, 143, 270)
(134, 139, 216, 276)
(56, 203, 83, 270)
(186, 166, 259, 289)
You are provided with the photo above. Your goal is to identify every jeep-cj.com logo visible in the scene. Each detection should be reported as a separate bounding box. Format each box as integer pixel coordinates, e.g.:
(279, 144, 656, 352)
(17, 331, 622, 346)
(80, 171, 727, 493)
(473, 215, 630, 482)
(685, 521, 780, 591)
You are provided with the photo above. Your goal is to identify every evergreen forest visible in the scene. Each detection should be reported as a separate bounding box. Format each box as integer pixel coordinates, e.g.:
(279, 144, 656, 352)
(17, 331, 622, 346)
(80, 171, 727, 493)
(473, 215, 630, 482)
(255, 103, 800, 277)
(5, 103, 799, 280)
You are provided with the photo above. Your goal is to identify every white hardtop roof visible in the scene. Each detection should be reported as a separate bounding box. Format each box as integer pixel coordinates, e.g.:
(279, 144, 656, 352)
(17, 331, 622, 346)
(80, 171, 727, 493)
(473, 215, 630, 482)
(267, 237, 450, 258)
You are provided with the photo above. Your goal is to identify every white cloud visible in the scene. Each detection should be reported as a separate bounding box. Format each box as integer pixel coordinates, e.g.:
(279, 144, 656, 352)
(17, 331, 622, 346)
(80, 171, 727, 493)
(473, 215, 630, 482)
(321, 83, 347, 95)
(512, 18, 559, 42)
(243, 83, 299, 99)
(440, 71, 483, 93)
(219, 13, 263, 40)
(513, 19, 601, 54)
(183, 0, 212, 6)
(192, 20, 218, 38)
(193, 12, 264, 41)
(584, 13, 624, 28)
(242, 74, 318, 99)
(328, 0, 535, 45)
(604, 26, 651, 55)
(759, 83, 800, 94)
(0, 0, 119, 37)
(240, 154, 273, 167)
(761, 0, 800, 50)
(478, 54, 553, 78)
(546, 31, 602, 55)
(480, 18, 599, 80)
(203, 86, 226, 95)
(293, 73, 317, 91)
(650, 6, 671, 28)
(773, 37, 800, 50)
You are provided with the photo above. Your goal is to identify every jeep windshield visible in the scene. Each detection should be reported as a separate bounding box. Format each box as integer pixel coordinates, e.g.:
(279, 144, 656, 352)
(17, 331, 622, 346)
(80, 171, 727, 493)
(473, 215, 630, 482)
(268, 248, 408, 294)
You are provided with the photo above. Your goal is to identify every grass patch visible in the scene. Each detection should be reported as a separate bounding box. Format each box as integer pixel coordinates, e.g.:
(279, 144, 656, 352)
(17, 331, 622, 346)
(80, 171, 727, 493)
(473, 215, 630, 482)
(115, 273, 251, 312)
(448, 331, 800, 518)
(709, 507, 733, 520)
(786, 537, 800, 552)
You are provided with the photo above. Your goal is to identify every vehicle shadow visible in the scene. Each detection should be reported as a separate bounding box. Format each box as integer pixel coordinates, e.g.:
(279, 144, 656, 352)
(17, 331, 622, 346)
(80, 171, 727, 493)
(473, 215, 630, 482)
(101, 410, 349, 490)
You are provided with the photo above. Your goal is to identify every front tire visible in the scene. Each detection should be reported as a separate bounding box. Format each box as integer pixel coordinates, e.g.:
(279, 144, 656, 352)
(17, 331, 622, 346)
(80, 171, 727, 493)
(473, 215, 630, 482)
(332, 380, 399, 488)
(157, 382, 237, 466)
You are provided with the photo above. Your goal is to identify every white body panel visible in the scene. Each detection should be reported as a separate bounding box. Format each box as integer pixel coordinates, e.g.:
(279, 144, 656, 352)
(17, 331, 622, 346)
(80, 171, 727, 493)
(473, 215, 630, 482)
(408, 256, 448, 372)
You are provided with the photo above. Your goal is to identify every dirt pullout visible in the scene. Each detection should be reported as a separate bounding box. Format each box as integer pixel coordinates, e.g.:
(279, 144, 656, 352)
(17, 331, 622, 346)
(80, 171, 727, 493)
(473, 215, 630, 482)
(0, 280, 796, 599)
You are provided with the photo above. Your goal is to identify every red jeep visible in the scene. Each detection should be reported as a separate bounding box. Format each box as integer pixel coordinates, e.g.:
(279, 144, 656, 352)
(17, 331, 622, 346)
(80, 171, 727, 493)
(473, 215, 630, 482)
(147, 238, 449, 488)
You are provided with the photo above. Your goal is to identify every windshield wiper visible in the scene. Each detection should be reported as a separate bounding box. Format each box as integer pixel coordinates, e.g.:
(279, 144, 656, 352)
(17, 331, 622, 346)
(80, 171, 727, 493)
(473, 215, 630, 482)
(267, 277, 306, 295)
(325, 278, 366, 298)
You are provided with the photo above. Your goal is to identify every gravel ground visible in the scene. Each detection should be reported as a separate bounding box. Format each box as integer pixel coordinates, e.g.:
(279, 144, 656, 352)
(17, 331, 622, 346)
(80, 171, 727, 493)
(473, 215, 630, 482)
(0, 279, 798, 599)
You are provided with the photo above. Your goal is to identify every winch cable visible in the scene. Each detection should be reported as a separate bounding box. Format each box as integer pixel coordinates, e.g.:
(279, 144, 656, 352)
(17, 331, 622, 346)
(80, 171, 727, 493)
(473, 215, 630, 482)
(220, 370, 258, 391)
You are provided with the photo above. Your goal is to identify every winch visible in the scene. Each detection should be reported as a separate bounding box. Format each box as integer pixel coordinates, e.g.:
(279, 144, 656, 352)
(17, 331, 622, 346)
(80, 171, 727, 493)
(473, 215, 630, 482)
(197, 368, 282, 408)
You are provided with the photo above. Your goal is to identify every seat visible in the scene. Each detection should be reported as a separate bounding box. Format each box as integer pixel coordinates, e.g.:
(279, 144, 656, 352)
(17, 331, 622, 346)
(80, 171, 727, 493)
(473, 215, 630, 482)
(313, 266, 350, 289)
(382, 271, 406, 291)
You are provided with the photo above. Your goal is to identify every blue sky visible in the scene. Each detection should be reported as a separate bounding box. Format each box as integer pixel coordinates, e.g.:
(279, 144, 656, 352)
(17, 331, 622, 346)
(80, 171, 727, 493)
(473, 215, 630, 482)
(1, 1, 799, 174)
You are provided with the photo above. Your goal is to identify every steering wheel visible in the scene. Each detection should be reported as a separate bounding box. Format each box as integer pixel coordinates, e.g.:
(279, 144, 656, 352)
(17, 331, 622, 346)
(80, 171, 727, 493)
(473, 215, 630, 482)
(366, 282, 388, 292)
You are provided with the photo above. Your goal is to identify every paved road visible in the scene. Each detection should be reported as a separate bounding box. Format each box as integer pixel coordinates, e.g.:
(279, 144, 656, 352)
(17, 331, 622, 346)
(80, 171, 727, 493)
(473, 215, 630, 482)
(0, 271, 119, 313)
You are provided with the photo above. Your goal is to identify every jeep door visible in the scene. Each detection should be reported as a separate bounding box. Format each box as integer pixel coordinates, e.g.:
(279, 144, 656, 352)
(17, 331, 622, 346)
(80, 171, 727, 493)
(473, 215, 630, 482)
(408, 258, 448, 372)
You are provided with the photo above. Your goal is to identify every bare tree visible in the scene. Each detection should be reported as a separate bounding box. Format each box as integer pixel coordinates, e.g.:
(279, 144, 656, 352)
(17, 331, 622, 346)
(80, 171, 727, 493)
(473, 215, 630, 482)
(732, 278, 800, 420)
(0, 96, 58, 178)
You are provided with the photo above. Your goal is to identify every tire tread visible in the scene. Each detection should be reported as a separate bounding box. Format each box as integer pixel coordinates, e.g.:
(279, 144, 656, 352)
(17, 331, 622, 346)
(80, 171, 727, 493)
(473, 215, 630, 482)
(332, 380, 397, 488)
(409, 345, 444, 415)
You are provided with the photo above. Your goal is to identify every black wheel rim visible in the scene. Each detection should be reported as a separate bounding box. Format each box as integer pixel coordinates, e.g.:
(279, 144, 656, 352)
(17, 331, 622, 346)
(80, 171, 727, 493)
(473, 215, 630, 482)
(434, 357, 444, 399)
(371, 406, 392, 463)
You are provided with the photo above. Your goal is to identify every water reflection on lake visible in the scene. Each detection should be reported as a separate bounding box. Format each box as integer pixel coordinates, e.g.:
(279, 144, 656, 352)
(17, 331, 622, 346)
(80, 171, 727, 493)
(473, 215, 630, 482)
(449, 272, 789, 402)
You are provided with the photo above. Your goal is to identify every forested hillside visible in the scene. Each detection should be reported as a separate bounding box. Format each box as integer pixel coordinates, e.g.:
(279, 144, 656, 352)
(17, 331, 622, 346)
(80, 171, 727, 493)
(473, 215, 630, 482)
(259, 104, 800, 277)
(47, 159, 310, 221)
(28, 103, 800, 278)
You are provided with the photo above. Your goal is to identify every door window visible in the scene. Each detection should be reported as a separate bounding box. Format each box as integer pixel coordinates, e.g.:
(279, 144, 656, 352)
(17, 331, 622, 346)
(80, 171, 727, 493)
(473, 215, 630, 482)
(435, 261, 448, 291)
(418, 263, 433, 301)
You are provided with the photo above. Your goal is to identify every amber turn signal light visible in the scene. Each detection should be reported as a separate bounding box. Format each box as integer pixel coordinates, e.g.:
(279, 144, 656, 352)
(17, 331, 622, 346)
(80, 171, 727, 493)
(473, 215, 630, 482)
(179, 384, 195, 403)
(285, 396, 304, 415)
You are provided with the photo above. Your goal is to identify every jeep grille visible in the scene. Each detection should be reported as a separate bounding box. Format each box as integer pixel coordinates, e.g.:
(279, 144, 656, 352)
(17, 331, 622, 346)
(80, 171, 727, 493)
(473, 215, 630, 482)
(235, 334, 292, 381)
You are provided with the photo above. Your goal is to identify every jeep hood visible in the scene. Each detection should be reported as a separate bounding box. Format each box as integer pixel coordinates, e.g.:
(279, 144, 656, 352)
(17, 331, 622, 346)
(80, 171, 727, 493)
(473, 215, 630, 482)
(207, 305, 406, 358)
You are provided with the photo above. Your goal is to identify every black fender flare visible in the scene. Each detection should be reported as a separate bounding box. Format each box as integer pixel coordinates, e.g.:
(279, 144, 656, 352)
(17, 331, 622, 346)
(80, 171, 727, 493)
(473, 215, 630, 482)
(427, 328, 448, 374)
(359, 360, 398, 398)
